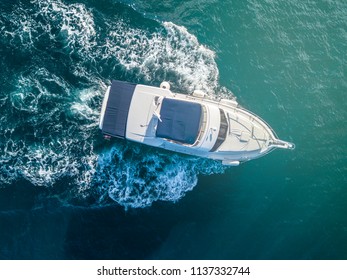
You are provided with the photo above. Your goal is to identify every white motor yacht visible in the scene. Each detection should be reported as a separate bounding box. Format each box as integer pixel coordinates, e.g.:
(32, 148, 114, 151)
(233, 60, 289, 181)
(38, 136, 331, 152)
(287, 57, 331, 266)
(99, 80, 294, 166)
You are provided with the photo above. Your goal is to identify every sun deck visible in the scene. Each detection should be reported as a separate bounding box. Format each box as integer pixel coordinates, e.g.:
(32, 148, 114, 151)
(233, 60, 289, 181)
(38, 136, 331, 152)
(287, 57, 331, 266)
(100, 80, 136, 138)
(156, 98, 202, 145)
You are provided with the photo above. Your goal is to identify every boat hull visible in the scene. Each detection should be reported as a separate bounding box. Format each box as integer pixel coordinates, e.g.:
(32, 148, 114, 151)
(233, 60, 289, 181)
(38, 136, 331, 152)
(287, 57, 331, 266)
(99, 81, 294, 165)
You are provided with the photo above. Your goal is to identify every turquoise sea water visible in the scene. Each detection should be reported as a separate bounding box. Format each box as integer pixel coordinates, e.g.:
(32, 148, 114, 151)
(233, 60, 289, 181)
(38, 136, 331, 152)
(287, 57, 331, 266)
(0, 0, 346, 259)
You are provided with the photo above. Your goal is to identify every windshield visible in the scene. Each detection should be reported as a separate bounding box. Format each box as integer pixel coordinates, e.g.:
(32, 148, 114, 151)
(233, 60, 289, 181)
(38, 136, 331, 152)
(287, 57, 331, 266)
(210, 109, 228, 152)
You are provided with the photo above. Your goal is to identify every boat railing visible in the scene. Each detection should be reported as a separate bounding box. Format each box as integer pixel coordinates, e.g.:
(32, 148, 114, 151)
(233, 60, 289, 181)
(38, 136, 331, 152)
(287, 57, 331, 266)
(269, 139, 295, 150)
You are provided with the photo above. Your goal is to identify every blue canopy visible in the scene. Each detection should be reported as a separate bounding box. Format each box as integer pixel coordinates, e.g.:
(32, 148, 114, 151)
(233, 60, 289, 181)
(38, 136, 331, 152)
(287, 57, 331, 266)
(101, 80, 136, 138)
(156, 98, 202, 144)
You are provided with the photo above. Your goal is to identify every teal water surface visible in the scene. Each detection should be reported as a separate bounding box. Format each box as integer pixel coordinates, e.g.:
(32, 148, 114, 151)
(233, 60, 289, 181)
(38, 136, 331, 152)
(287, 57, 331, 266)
(0, 0, 346, 259)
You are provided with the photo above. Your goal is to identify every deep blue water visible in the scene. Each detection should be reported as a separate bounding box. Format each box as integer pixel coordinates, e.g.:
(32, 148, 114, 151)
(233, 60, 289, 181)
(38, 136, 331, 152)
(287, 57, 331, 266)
(0, 0, 347, 259)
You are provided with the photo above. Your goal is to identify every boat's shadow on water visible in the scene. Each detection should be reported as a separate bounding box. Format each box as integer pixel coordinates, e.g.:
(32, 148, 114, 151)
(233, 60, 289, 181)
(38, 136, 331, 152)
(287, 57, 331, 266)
(0, 180, 169, 259)
(55, 171, 235, 260)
